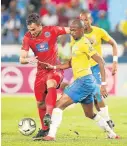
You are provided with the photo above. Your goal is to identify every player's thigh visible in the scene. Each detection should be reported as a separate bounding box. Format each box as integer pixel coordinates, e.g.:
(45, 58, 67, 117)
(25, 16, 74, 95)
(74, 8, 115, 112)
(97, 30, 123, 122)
(34, 77, 47, 102)
(56, 93, 74, 110)
(47, 70, 63, 88)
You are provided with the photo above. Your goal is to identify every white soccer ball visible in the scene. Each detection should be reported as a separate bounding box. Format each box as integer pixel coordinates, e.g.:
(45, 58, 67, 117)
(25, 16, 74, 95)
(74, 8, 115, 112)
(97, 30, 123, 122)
(18, 118, 36, 136)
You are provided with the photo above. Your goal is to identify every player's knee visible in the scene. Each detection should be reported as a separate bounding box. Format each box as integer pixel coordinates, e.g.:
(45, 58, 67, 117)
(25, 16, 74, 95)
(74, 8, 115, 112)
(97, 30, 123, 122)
(37, 101, 46, 109)
(47, 79, 57, 88)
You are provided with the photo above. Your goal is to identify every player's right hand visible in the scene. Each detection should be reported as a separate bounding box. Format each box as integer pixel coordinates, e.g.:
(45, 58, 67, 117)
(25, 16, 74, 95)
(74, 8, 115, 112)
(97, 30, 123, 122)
(100, 85, 108, 98)
(27, 56, 38, 65)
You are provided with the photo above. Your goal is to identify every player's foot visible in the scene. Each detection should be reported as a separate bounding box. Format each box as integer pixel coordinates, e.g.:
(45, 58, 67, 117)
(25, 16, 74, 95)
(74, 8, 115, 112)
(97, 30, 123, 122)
(42, 135, 55, 141)
(32, 128, 49, 141)
(43, 114, 51, 127)
(107, 120, 115, 129)
(107, 132, 120, 139)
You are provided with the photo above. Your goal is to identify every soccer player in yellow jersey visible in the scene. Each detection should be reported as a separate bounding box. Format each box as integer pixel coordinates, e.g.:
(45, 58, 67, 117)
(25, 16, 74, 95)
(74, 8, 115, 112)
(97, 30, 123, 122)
(42, 19, 119, 141)
(79, 10, 118, 128)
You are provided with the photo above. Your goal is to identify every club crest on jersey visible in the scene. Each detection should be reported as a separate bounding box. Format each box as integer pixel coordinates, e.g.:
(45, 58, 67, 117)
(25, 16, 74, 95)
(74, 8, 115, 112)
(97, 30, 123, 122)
(36, 42, 49, 52)
(44, 32, 51, 37)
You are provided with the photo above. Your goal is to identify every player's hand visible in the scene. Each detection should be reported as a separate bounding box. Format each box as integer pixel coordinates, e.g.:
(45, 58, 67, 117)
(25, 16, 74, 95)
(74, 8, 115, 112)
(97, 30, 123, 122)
(45, 64, 55, 70)
(27, 56, 38, 65)
(100, 85, 108, 98)
(112, 62, 117, 76)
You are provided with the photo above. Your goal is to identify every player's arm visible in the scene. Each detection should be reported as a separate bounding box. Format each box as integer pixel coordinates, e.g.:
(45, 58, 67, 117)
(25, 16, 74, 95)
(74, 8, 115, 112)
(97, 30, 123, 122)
(56, 60, 71, 69)
(82, 42, 107, 97)
(20, 50, 29, 64)
(20, 50, 38, 64)
(107, 38, 118, 75)
(20, 36, 38, 65)
(46, 59, 72, 70)
(101, 29, 118, 75)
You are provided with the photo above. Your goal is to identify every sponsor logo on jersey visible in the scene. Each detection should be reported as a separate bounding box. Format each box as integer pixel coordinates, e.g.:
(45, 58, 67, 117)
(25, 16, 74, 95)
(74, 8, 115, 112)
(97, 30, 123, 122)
(44, 32, 51, 37)
(36, 42, 49, 52)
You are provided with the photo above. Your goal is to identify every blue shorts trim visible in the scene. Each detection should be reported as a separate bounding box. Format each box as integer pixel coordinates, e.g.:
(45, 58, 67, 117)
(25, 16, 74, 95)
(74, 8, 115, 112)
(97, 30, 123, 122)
(91, 64, 102, 102)
(91, 64, 101, 85)
(64, 74, 96, 104)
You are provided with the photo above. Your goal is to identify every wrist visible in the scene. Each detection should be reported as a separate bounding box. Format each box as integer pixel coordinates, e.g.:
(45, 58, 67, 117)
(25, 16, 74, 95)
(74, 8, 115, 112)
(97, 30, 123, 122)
(53, 66, 57, 69)
(101, 82, 107, 85)
(25, 58, 30, 63)
(113, 56, 118, 62)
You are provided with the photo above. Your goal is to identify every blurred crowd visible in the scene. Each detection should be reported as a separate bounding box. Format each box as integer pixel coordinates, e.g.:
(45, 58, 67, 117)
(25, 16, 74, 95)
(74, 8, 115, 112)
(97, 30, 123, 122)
(1, 0, 127, 62)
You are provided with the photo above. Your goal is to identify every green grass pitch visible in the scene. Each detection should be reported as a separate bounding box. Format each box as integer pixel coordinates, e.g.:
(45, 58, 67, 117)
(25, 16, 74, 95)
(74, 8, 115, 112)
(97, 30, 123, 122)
(1, 96, 127, 146)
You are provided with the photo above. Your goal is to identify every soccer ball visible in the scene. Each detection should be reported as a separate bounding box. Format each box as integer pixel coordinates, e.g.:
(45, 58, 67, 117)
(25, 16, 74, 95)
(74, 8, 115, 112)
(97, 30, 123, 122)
(18, 118, 36, 136)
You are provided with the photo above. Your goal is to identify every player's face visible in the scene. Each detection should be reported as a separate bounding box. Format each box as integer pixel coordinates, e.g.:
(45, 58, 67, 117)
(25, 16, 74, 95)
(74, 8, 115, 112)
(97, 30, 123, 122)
(80, 14, 92, 29)
(70, 25, 83, 40)
(27, 23, 42, 37)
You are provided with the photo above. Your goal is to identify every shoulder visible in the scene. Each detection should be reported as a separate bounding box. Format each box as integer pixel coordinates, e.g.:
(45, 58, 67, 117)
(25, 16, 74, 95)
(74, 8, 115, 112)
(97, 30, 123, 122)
(92, 26, 103, 32)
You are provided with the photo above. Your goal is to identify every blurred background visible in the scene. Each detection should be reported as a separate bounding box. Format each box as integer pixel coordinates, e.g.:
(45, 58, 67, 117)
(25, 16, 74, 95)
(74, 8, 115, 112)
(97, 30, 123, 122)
(1, 0, 127, 96)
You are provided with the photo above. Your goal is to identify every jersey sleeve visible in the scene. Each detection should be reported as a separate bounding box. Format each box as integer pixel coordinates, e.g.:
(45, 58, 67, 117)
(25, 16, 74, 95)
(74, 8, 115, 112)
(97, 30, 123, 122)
(53, 26, 66, 36)
(21, 35, 30, 51)
(100, 28, 111, 42)
(80, 40, 97, 57)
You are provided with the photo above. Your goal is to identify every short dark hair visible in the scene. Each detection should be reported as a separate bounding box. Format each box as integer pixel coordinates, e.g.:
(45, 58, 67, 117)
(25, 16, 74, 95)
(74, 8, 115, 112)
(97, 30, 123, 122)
(80, 9, 91, 16)
(71, 19, 84, 28)
(26, 13, 41, 25)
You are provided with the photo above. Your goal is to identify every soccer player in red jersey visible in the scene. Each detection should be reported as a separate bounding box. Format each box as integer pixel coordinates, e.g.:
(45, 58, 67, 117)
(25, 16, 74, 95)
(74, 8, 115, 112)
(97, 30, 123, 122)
(19, 13, 70, 140)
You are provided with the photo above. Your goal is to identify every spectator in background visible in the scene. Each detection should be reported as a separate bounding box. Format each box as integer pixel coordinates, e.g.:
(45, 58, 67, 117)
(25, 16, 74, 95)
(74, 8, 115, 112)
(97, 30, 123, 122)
(90, 2, 99, 24)
(1, 5, 9, 26)
(88, 0, 98, 11)
(98, 0, 108, 11)
(41, 7, 58, 26)
(1, 0, 22, 44)
(64, 0, 81, 19)
(56, 5, 69, 26)
(96, 10, 110, 32)
(2, 12, 21, 44)
(39, 0, 49, 17)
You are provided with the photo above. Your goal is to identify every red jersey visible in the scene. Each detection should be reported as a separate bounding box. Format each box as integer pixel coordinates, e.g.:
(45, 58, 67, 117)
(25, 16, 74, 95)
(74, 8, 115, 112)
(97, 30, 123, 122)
(22, 26, 66, 72)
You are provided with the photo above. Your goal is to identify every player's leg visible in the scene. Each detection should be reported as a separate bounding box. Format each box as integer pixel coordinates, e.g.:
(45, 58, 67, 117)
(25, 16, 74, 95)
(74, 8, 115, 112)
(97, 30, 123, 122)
(81, 95, 119, 139)
(33, 78, 49, 140)
(91, 64, 115, 128)
(42, 77, 85, 141)
(43, 93, 74, 141)
(43, 71, 63, 126)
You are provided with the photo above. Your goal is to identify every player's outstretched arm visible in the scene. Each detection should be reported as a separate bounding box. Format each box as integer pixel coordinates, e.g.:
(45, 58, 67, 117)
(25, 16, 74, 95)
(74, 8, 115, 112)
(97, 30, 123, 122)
(91, 53, 108, 98)
(56, 60, 71, 69)
(46, 60, 72, 70)
(20, 50, 38, 65)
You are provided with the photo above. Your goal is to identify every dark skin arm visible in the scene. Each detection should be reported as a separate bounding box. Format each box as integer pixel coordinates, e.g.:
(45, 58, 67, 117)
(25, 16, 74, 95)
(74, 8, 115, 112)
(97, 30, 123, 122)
(107, 38, 118, 76)
(45, 59, 72, 70)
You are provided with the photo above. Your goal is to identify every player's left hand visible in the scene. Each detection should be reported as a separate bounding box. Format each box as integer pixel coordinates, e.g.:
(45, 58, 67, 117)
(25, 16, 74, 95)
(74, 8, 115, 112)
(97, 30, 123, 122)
(112, 62, 117, 76)
(100, 85, 108, 98)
